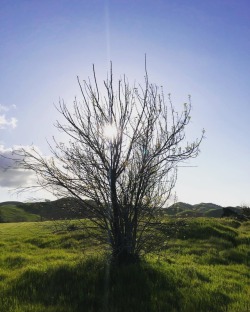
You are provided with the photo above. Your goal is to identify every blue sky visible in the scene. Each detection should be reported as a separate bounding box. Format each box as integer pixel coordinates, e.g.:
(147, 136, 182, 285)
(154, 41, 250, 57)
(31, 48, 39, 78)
(0, 0, 250, 206)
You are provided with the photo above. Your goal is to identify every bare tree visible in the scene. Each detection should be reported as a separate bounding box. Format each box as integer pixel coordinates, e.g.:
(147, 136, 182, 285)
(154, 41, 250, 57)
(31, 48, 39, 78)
(17, 61, 204, 264)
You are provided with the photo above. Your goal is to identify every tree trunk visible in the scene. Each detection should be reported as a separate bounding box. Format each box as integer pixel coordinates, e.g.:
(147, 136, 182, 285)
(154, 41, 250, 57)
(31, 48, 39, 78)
(112, 243, 139, 265)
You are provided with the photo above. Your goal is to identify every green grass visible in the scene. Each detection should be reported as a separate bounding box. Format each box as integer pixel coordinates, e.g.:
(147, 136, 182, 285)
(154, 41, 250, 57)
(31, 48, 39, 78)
(0, 218, 249, 311)
(0, 205, 40, 222)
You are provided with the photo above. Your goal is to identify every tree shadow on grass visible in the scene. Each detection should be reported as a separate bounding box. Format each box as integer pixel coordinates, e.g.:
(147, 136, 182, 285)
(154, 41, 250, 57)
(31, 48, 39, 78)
(2, 256, 231, 312)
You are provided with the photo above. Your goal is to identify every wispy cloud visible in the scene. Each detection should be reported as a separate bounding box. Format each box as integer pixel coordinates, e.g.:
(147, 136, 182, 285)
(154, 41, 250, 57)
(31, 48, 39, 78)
(0, 104, 16, 112)
(0, 104, 18, 129)
(0, 115, 18, 129)
(0, 105, 8, 112)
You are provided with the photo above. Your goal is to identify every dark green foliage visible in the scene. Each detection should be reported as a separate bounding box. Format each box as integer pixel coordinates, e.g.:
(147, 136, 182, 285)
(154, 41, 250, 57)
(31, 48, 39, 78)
(0, 208, 4, 222)
(204, 208, 223, 218)
(242, 206, 250, 219)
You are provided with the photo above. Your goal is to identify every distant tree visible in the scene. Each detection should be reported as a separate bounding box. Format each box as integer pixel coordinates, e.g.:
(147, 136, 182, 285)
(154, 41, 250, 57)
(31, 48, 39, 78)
(16, 60, 204, 264)
(241, 205, 250, 219)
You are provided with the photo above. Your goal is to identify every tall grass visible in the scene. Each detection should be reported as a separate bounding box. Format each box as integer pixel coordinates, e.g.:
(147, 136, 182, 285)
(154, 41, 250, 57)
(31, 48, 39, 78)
(0, 218, 249, 311)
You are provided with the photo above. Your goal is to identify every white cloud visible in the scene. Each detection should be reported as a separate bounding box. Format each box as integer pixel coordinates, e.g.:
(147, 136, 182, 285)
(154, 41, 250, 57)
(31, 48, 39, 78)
(0, 115, 18, 129)
(0, 168, 35, 188)
(0, 145, 57, 201)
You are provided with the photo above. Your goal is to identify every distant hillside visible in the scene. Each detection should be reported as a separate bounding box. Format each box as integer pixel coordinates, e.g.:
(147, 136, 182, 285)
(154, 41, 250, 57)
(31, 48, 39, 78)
(0, 201, 24, 207)
(165, 202, 245, 218)
(163, 202, 193, 216)
(0, 204, 40, 222)
(0, 199, 248, 223)
(0, 198, 95, 223)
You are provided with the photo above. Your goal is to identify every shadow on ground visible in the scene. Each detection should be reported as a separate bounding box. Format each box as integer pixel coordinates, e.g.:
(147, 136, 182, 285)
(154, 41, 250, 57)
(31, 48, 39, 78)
(2, 256, 230, 312)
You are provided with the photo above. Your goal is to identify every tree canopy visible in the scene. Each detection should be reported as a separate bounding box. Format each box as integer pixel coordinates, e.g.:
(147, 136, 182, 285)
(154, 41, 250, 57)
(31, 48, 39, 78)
(17, 61, 204, 264)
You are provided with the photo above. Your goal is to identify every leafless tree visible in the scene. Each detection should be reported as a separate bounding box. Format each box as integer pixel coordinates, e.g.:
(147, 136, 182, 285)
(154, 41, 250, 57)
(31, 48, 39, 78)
(17, 61, 204, 264)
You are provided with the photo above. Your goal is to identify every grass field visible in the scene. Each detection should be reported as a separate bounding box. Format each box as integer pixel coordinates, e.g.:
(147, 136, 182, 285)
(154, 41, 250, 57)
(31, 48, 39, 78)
(0, 218, 249, 312)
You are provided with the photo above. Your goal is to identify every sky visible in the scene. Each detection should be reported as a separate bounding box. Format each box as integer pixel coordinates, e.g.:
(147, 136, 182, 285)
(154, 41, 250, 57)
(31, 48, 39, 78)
(1, 0, 250, 206)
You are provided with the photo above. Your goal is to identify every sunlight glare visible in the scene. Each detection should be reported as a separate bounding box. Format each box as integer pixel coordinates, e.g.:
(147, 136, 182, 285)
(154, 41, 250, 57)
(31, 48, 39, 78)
(103, 124, 118, 140)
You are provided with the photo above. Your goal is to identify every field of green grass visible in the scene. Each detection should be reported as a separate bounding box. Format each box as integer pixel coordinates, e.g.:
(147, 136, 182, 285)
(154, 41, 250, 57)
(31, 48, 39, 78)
(0, 217, 249, 312)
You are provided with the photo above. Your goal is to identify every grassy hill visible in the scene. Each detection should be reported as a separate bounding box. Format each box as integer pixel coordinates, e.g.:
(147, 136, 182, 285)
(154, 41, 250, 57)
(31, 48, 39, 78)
(165, 202, 245, 218)
(0, 198, 94, 223)
(0, 204, 40, 222)
(0, 217, 249, 311)
(0, 199, 248, 223)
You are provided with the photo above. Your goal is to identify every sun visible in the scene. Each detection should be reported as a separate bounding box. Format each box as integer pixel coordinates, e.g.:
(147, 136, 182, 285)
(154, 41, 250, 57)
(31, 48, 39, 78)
(103, 124, 118, 140)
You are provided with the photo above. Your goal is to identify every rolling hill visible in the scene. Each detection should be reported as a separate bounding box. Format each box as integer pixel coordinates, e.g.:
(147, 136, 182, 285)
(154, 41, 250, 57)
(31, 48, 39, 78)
(164, 202, 245, 218)
(0, 198, 93, 223)
(0, 199, 248, 223)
